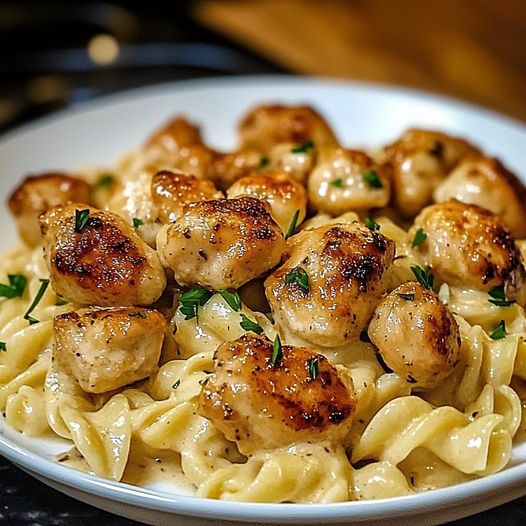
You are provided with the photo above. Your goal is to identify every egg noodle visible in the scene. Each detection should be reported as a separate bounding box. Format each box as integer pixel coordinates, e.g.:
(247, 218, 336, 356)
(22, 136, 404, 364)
(1, 109, 526, 503)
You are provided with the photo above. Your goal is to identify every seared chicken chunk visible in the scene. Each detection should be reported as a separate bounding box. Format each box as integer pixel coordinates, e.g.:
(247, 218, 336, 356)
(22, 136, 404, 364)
(368, 282, 461, 389)
(40, 204, 166, 306)
(156, 197, 286, 290)
(434, 157, 526, 238)
(267, 142, 316, 184)
(211, 148, 263, 190)
(8, 172, 91, 247)
(308, 148, 390, 215)
(239, 104, 339, 151)
(145, 116, 204, 153)
(54, 307, 166, 393)
(410, 201, 526, 302)
(226, 169, 308, 233)
(151, 170, 223, 223)
(386, 128, 480, 217)
(265, 223, 395, 347)
(199, 334, 356, 454)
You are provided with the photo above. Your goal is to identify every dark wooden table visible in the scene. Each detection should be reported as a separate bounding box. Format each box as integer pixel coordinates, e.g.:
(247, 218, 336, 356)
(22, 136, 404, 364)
(2, 455, 526, 526)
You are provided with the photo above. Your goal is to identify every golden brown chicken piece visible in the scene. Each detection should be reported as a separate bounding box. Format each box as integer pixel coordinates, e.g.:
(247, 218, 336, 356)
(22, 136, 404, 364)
(368, 282, 461, 389)
(308, 148, 390, 215)
(151, 170, 224, 223)
(434, 157, 526, 238)
(266, 142, 317, 185)
(386, 128, 481, 217)
(53, 307, 166, 393)
(145, 116, 205, 153)
(410, 200, 526, 302)
(265, 222, 395, 347)
(156, 197, 286, 290)
(199, 334, 356, 454)
(40, 204, 166, 306)
(211, 148, 264, 190)
(238, 104, 339, 151)
(226, 169, 308, 233)
(8, 172, 91, 247)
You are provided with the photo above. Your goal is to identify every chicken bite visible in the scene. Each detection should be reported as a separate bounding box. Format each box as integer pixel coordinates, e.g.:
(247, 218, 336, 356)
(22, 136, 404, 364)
(368, 281, 461, 389)
(145, 116, 205, 153)
(410, 200, 526, 302)
(40, 204, 166, 306)
(156, 197, 286, 290)
(226, 169, 308, 233)
(53, 307, 166, 393)
(151, 170, 223, 223)
(238, 104, 339, 151)
(265, 222, 395, 347)
(434, 156, 526, 238)
(8, 172, 91, 247)
(199, 334, 356, 454)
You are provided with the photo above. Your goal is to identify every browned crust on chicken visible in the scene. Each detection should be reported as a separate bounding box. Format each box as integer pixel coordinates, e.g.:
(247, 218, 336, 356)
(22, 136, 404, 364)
(145, 116, 204, 152)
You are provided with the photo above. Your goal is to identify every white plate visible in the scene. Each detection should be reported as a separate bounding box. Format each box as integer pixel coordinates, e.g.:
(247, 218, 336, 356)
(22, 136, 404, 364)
(1, 75, 526, 526)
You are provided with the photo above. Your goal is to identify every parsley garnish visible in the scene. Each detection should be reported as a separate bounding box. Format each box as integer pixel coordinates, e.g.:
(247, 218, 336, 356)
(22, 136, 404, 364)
(285, 210, 300, 239)
(0, 342, 6, 352)
(24, 278, 50, 325)
(308, 356, 319, 380)
(130, 311, 148, 318)
(362, 169, 383, 188)
(178, 288, 213, 320)
(0, 274, 27, 299)
(488, 286, 515, 307)
(75, 209, 91, 233)
(219, 289, 241, 311)
(172, 379, 181, 389)
(95, 174, 114, 188)
(412, 228, 427, 247)
(490, 320, 506, 340)
(364, 217, 380, 231)
(55, 297, 68, 306)
(397, 293, 415, 301)
(133, 217, 144, 229)
(239, 313, 264, 335)
(271, 334, 282, 367)
(259, 156, 270, 168)
(284, 267, 309, 292)
(330, 178, 344, 188)
(411, 266, 434, 290)
(291, 140, 315, 154)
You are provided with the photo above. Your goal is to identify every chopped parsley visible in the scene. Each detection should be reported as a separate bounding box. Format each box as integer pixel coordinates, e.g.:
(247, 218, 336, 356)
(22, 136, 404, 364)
(55, 297, 68, 306)
(308, 356, 319, 380)
(24, 278, 50, 325)
(259, 155, 270, 168)
(330, 178, 344, 188)
(364, 217, 380, 231)
(219, 289, 241, 311)
(488, 285, 515, 307)
(172, 379, 181, 390)
(412, 228, 427, 248)
(271, 334, 282, 367)
(0, 274, 27, 299)
(397, 293, 415, 301)
(284, 267, 309, 292)
(178, 288, 213, 320)
(411, 266, 434, 290)
(239, 313, 264, 335)
(291, 140, 315, 154)
(0, 342, 6, 352)
(362, 169, 383, 188)
(132, 217, 144, 229)
(74, 209, 91, 233)
(285, 210, 300, 239)
(95, 174, 114, 188)
(490, 320, 506, 340)
(130, 311, 148, 318)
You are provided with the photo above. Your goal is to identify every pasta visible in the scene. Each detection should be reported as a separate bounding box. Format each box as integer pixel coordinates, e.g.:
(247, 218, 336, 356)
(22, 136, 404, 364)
(1, 104, 526, 504)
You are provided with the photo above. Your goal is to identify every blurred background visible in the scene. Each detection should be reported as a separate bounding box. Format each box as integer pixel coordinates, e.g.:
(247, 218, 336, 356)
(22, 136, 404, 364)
(2, 0, 526, 136)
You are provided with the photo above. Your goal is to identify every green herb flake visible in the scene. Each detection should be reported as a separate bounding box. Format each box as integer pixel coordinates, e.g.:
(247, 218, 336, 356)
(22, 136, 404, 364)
(397, 293, 415, 301)
(488, 285, 515, 307)
(364, 217, 380, 231)
(133, 217, 144, 229)
(291, 140, 315, 154)
(0, 342, 6, 352)
(0, 274, 27, 299)
(239, 313, 264, 335)
(284, 267, 309, 292)
(330, 178, 344, 188)
(362, 169, 383, 188)
(219, 289, 241, 312)
(285, 209, 300, 239)
(259, 155, 270, 168)
(490, 320, 506, 340)
(24, 278, 50, 325)
(55, 297, 68, 306)
(308, 356, 319, 380)
(172, 379, 181, 390)
(130, 311, 148, 318)
(271, 334, 283, 367)
(95, 174, 114, 188)
(75, 209, 91, 233)
(412, 228, 427, 248)
(178, 288, 213, 320)
(411, 266, 434, 290)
